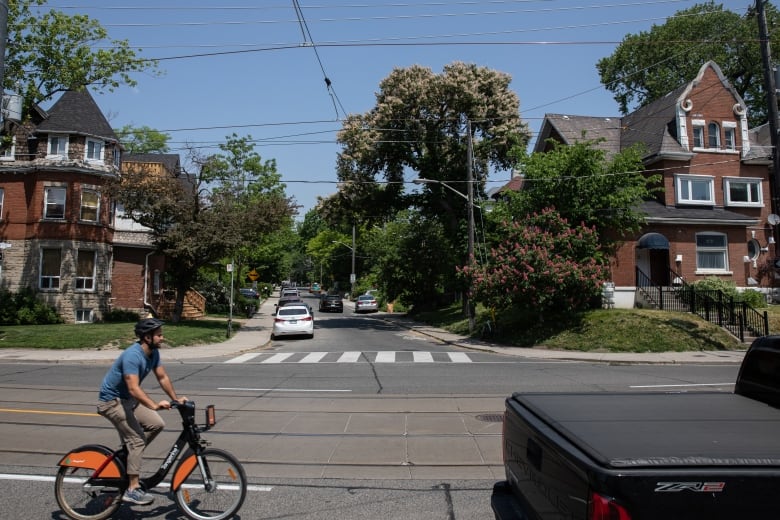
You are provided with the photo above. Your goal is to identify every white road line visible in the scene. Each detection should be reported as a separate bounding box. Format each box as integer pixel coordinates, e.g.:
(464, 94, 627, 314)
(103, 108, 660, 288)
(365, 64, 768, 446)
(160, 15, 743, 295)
(299, 352, 328, 363)
(225, 353, 262, 364)
(219, 387, 352, 393)
(629, 382, 733, 389)
(338, 351, 362, 362)
(0, 473, 272, 492)
(413, 351, 434, 363)
(262, 353, 294, 363)
(374, 351, 396, 363)
(448, 352, 472, 363)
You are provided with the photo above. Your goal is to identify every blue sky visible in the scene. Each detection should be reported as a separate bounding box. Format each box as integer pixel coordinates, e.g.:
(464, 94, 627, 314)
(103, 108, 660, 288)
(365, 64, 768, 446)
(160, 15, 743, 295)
(44, 0, 754, 218)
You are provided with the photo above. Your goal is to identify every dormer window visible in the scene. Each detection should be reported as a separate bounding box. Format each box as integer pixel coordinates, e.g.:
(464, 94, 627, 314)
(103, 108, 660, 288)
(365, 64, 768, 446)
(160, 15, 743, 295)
(85, 138, 104, 163)
(47, 134, 68, 158)
(692, 121, 705, 148)
(708, 122, 720, 148)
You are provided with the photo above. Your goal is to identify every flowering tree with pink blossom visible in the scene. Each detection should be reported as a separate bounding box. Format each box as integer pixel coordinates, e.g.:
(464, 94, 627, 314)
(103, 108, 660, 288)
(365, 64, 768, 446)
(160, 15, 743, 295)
(460, 208, 608, 315)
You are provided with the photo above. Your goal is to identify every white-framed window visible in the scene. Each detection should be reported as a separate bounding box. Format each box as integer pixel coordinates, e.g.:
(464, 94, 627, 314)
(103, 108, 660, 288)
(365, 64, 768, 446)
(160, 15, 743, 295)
(692, 120, 705, 148)
(113, 148, 121, 168)
(85, 138, 104, 163)
(47, 134, 68, 158)
(75, 249, 96, 291)
(40, 248, 62, 289)
(0, 187, 4, 219)
(153, 269, 161, 295)
(44, 186, 67, 219)
(696, 233, 729, 272)
(724, 177, 762, 207)
(676, 174, 714, 205)
(724, 121, 737, 151)
(80, 187, 100, 222)
(708, 122, 721, 148)
(75, 309, 93, 323)
(0, 136, 16, 161)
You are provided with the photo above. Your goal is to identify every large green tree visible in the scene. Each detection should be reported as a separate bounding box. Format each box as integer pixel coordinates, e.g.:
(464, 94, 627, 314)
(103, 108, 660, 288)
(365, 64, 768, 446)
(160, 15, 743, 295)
(324, 62, 529, 307)
(596, 1, 778, 126)
(5, 0, 157, 110)
(110, 134, 295, 321)
(497, 138, 658, 254)
(116, 125, 171, 154)
(329, 61, 529, 225)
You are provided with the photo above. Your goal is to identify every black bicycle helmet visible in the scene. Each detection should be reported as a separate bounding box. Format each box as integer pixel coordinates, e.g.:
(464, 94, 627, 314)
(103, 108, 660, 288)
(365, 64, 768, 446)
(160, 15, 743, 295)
(134, 318, 164, 338)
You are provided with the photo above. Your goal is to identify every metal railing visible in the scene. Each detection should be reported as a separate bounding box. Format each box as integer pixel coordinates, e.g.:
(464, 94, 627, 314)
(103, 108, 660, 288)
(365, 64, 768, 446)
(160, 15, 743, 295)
(635, 267, 769, 342)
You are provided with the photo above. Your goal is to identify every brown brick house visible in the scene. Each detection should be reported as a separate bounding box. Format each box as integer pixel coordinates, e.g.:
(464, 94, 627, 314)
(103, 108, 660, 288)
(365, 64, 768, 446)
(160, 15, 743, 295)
(510, 61, 775, 308)
(0, 89, 176, 322)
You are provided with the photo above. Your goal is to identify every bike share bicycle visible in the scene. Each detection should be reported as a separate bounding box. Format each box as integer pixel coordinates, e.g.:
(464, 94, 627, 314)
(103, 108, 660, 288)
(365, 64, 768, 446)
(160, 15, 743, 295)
(55, 401, 247, 520)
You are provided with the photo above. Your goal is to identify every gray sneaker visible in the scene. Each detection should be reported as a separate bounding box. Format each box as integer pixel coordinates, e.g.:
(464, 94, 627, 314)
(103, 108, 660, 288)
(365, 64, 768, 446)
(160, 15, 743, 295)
(123, 487, 154, 505)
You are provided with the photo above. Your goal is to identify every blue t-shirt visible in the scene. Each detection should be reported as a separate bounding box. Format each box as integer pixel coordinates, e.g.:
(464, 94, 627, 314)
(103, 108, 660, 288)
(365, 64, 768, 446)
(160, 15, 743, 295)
(98, 343, 160, 401)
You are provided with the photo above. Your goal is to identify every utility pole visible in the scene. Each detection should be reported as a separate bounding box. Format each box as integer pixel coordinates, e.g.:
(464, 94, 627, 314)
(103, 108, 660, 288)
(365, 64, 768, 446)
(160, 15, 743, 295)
(466, 119, 475, 334)
(758, 0, 780, 251)
(0, 1, 7, 93)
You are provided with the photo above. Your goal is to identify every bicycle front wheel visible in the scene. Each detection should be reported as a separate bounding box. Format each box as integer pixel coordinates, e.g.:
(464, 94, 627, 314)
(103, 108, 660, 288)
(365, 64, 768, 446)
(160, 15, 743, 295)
(55, 466, 124, 520)
(173, 448, 247, 520)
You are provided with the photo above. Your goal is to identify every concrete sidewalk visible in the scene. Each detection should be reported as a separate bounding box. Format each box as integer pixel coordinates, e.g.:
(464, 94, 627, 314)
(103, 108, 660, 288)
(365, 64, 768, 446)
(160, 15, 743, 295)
(0, 293, 747, 364)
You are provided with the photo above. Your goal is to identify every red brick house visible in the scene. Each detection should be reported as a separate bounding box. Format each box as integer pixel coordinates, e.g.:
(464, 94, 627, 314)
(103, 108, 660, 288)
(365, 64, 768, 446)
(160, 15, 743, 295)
(516, 61, 775, 308)
(0, 89, 172, 322)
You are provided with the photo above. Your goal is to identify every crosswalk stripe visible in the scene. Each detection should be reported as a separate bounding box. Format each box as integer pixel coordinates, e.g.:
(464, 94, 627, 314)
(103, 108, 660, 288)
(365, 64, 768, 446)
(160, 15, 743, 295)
(224, 353, 262, 364)
(223, 351, 476, 364)
(300, 352, 328, 363)
(448, 352, 472, 363)
(413, 351, 434, 363)
(262, 353, 294, 363)
(337, 351, 362, 362)
(374, 351, 396, 363)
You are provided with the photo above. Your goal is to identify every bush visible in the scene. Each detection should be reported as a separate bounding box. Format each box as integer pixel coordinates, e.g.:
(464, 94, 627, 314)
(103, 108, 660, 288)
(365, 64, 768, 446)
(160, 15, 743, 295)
(0, 287, 63, 325)
(102, 308, 141, 323)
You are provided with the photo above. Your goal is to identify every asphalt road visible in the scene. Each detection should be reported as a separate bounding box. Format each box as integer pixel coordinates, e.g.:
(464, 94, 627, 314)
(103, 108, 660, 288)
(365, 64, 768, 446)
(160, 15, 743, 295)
(0, 300, 743, 519)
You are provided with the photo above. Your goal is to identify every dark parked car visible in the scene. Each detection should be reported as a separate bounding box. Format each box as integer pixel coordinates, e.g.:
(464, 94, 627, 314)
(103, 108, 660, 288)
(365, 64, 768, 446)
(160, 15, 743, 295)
(276, 295, 312, 313)
(239, 288, 259, 299)
(319, 294, 344, 313)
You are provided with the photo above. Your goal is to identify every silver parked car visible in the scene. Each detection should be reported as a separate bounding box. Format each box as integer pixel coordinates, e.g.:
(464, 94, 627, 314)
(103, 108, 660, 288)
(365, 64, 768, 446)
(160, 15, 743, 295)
(354, 294, 378, 313)
(272, 305, 314, 339)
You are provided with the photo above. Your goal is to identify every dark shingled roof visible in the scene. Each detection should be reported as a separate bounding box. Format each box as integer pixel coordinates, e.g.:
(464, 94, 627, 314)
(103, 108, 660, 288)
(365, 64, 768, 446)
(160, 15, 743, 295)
(123, 153, 182, 175)
(532, 62, 764, 165)
(35, 90, 118, 142)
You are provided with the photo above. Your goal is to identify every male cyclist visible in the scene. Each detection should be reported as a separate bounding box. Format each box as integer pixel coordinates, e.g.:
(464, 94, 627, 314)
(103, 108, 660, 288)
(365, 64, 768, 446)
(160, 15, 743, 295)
(97, 318, 186, 506)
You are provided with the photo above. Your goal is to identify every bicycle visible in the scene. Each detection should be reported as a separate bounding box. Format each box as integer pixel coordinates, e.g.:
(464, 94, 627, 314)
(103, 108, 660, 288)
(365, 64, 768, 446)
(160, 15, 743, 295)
(54, 400, 247, 520)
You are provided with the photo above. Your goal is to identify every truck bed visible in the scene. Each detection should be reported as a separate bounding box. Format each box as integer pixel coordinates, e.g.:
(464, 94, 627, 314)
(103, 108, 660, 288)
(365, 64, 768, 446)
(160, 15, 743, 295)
(515, 391, 780, 468)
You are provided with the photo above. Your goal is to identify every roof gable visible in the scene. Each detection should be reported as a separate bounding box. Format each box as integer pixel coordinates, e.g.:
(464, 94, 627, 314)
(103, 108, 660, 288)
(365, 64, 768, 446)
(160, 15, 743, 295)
(35, 90, 118, 142)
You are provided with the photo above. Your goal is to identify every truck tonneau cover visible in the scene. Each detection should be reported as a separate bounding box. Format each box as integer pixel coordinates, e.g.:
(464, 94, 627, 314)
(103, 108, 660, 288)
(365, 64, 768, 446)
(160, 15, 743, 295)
(513, 391, 780, 469)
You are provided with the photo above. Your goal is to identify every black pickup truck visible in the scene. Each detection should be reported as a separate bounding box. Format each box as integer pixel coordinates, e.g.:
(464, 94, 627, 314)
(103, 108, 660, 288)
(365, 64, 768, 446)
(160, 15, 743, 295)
(491, 335, 780, 520)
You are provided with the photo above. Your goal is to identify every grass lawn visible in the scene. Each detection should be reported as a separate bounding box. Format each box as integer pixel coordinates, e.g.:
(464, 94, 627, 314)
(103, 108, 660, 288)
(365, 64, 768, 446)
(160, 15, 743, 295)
(0, 317, 243, 350)
(414, 303, 774, 352)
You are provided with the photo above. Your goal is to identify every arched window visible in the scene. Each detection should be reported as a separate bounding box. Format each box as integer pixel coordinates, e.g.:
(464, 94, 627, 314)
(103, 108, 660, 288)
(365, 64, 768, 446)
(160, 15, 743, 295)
(708, 122, 720, 149)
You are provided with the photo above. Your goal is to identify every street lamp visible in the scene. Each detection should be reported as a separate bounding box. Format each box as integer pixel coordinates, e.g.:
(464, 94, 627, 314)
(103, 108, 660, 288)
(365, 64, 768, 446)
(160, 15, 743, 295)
(413, 175, 476, 333)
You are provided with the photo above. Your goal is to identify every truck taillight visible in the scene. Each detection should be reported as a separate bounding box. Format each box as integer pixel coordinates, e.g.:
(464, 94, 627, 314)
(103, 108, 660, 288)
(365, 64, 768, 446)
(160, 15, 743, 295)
(588, 492, 631, 520)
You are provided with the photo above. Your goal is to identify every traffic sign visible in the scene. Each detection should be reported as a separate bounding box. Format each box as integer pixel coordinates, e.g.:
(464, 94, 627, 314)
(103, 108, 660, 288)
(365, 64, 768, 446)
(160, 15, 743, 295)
(247, 269, 259, 281)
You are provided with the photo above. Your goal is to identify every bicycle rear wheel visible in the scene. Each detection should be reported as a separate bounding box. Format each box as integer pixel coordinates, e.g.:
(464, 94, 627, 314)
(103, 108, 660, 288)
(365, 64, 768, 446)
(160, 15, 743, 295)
(173, 448, 247, 520)
(54, 466, 124, 520)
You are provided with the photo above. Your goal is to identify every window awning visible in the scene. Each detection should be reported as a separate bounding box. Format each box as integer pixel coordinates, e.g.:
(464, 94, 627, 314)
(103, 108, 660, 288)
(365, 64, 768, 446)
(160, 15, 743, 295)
(636, 232, 670, 250)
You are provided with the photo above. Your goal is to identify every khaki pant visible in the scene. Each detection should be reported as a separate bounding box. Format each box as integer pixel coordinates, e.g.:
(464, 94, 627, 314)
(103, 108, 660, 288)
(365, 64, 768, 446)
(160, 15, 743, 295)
(97, 398, 165, 476)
